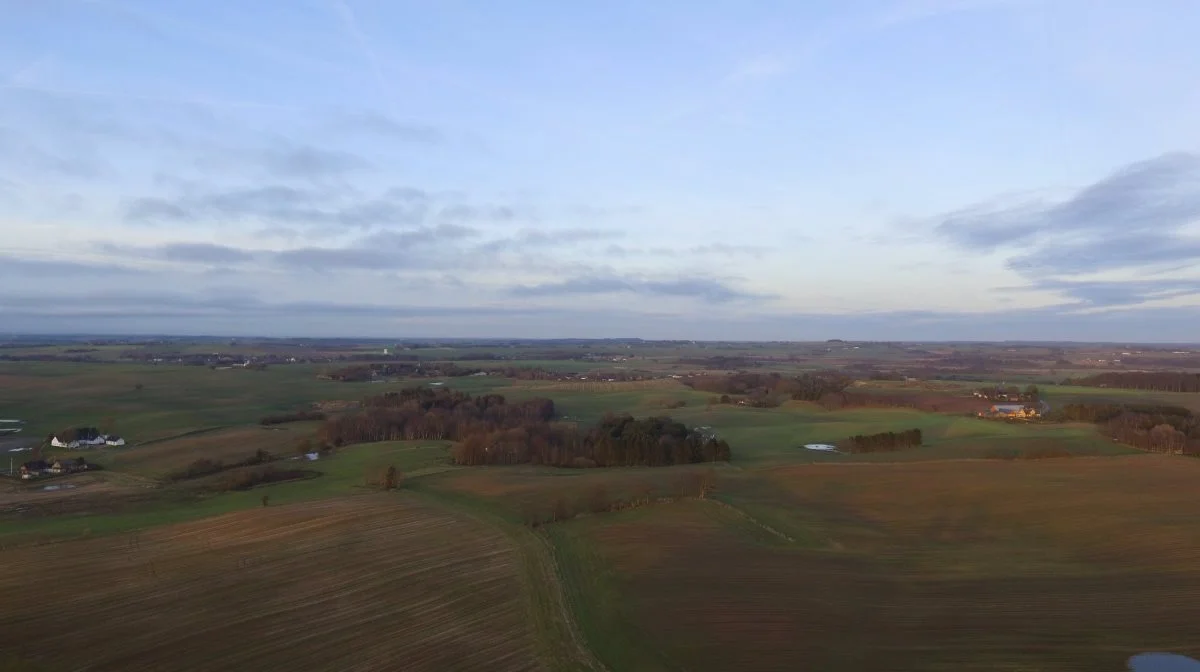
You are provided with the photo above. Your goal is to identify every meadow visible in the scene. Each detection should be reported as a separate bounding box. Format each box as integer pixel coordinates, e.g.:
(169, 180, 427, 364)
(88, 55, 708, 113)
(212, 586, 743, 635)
(1, 340, 1197, 670)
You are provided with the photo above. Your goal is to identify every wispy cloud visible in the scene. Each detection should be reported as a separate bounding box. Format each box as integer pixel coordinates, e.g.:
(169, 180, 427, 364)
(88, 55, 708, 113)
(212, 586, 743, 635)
(936, 152, 1200, 306)
(330, 111, 445, 144)
(511, 274, 775, 304)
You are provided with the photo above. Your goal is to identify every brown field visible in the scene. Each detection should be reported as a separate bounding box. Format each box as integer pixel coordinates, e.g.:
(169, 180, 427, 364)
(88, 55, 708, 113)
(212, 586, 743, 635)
(556, 455, 1200, 671)
(105, 424, 320, 477)
(0, 495, 543, 672)
(430, 464, 721, 519)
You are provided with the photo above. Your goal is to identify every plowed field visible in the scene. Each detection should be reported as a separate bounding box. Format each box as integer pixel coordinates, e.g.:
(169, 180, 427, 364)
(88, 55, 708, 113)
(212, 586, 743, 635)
(552, 456, 1200, 671)
(0, 495, 543, 672)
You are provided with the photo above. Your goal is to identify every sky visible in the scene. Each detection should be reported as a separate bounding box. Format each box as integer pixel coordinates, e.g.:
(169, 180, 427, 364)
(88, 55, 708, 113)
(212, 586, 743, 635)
(2, 0, 1199, 341)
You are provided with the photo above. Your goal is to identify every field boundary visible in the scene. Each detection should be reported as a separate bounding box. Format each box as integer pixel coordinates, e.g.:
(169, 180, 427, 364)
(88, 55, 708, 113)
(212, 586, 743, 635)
(706, 498, 797, 544)
(410, 488, 609, 672)
(132, 425, 234, 447)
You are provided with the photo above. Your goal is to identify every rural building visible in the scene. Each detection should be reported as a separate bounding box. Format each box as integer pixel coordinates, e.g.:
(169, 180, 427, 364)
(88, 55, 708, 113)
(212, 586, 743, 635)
(980, 404, 1040, 420)
(51, 428, 124, 449)
(23, 457, 91, 479)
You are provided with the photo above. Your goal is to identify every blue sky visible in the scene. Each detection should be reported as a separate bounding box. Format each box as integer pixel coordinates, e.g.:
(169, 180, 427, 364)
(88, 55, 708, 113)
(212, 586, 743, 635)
(2, 0, 1199, 340)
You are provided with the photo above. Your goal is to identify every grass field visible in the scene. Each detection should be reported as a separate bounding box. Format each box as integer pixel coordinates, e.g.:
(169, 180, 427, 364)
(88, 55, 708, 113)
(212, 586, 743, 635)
(0, 362, 386, 441)
(4, 350, 1199, 670)
(0, 495, 544, 672)
(548, 456, 1200, 671)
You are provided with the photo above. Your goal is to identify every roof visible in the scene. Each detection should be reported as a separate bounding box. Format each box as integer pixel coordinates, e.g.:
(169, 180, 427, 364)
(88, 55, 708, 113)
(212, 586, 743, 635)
(992, 404, 1030, 413)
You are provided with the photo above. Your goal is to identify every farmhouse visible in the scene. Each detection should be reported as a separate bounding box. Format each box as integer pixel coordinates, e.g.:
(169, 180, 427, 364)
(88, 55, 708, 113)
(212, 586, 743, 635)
(20, 457, 92, 479)
(980, 404, 1040, 420)
(50, 428, 125, 449)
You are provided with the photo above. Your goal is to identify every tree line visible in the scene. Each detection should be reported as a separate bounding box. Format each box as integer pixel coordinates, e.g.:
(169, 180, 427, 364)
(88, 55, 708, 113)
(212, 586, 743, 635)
(1066, 372, 1200, 393)
(683, 371, 852, 406)
(317, 387, 555, 445)
(1048, 403, 1200, 455)
(317, 387, 732, 468)
(839, 428, 923, 454)
(322, 362, 653, 383)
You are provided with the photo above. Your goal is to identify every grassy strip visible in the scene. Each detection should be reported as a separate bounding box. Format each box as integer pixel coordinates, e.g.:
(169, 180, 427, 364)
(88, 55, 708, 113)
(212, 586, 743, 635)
(409, 482, 608, 672)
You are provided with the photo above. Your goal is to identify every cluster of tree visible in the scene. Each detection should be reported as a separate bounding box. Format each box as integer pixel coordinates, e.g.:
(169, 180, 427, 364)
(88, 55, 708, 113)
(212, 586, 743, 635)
(1066, 372, 1200, 393)
(838, 428, 923, 454)
(317, 387, 556, 446)
(166, 448, 274, 482)
(452, 413, 732, 467)
(260, 410, 328, 426)
(1048, 403, 1200, 454)
(684, 371, 852, 406)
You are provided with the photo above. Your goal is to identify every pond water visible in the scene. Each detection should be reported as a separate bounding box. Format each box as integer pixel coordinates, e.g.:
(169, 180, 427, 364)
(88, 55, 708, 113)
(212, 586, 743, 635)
(1129, 653, 1200, 671)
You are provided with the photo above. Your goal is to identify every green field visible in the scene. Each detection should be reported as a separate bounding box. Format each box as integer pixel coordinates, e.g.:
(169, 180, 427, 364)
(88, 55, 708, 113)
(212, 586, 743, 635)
(2, 345, 1197, 671)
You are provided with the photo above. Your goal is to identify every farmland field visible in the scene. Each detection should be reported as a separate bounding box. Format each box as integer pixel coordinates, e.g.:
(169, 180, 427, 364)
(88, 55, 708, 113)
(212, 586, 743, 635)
(0, 495, 544, 672)
(3, 337, 1199, 670)
(549, 456, 1200, 671)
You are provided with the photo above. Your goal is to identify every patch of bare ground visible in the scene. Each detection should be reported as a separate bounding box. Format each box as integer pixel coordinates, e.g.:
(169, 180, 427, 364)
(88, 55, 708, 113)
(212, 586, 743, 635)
(0, 495, 544, 672)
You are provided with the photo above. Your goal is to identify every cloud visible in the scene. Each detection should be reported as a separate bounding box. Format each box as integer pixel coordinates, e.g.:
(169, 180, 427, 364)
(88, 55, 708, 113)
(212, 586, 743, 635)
(511, 274, 774, 303)
(602, 243, 768, 259)
(1027, 278, 1200, 309)
(938, 153, 1200, 251)
(123, 184, 426, 229)
(479, 227, 619, 253)
(0, 125, 107, 178)
(935, 152, 1200, 305)
(120, 181, 535, 234)
(257, 145, 373, 179)
(139, 242, 257, 265)
(333, 111, 444, 144)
